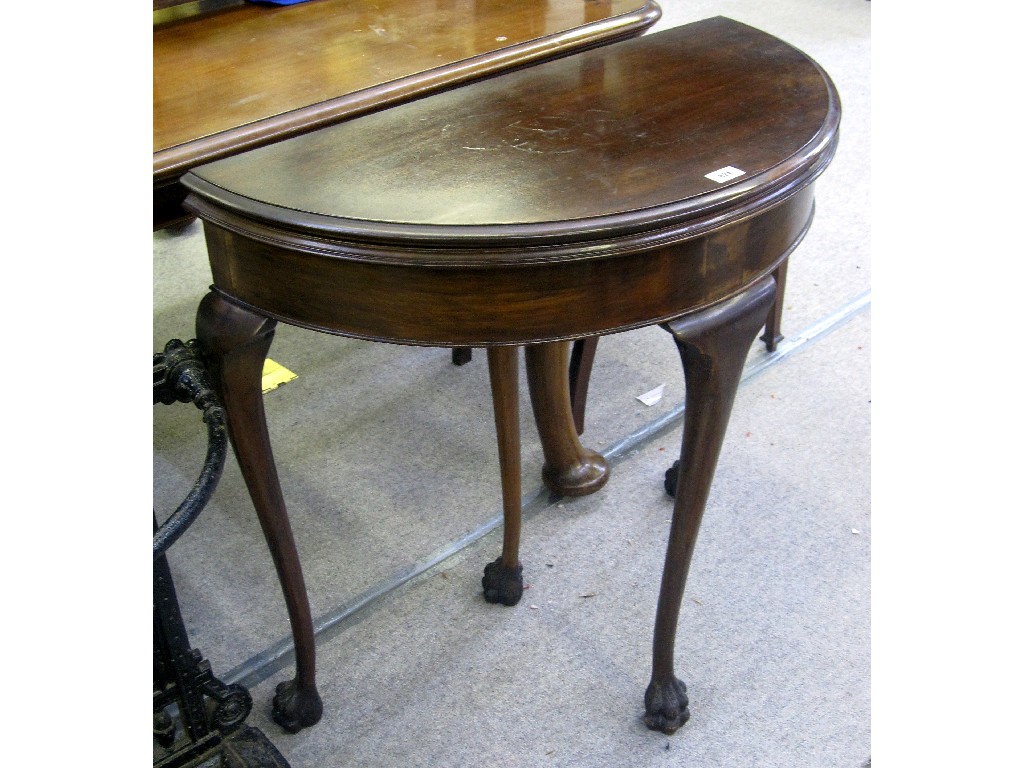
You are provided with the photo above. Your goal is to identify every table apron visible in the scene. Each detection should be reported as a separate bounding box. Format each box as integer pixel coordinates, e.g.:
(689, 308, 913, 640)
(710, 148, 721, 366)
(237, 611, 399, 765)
(199, 185, 814, 347)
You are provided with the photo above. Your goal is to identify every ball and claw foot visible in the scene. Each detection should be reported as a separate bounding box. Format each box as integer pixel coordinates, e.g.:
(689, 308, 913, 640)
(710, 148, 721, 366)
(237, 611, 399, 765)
(664, 459, 680, 497)
(272, 678, 324, 734)
(644, 676, 691, 735)
(482, 558, 523, 606)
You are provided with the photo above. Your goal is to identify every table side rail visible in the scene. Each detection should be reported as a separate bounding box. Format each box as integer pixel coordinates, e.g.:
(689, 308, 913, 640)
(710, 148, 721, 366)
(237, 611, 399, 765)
(186, 185, 816, 347)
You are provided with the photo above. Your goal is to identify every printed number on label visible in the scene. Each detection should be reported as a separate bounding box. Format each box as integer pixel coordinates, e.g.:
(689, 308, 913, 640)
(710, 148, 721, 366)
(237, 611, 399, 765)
(704, 166, 746, 183)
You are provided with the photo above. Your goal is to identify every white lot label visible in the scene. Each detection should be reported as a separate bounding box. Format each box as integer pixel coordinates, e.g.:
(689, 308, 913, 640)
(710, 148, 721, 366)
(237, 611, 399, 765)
(704, 166, 746, 183)
(636, 384, 666, 407)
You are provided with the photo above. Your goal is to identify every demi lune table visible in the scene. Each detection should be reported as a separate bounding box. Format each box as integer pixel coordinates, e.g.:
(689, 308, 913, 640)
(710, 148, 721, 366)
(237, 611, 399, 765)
(181, 16, 840, 736)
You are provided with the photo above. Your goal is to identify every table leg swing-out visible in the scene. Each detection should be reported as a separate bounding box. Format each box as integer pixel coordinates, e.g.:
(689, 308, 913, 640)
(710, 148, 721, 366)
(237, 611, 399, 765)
(182, 17, 840, 735)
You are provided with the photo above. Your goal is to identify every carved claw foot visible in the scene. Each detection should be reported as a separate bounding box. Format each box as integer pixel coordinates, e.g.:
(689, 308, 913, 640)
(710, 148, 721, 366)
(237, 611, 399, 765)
(664, 459, 680, 497)
(644, 676, 690, 734)
(482, 558, 524, 606)
(272, 678, 323, 734)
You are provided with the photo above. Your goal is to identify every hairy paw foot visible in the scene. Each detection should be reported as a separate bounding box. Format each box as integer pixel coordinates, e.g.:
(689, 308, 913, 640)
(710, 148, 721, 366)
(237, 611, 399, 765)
(482, 558, 523, 606)
(272, 679, 323, 734)
(664, 459, 681, 497)
(644, 676, 690, 734)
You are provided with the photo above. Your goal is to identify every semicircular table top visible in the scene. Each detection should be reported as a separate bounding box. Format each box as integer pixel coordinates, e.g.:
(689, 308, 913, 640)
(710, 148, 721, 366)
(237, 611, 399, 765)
(183, 16, 839, 250)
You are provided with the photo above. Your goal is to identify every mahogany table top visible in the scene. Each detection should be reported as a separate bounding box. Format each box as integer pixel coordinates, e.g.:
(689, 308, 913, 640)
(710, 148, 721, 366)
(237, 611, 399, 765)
(184, 17, 839, 248)
(154, 0, 662, 184)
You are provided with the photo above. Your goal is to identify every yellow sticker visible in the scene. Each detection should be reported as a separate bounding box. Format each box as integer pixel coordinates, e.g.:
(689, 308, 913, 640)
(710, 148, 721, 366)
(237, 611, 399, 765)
(261, 359, 298, 393)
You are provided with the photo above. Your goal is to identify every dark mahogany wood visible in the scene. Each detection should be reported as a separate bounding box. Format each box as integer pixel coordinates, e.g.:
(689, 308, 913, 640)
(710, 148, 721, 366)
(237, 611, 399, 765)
(481, 347, 525, 606)
(194, 292, 323, 733)
(153, 0, 662, 228)
(568, 336, 599, 434)
(646, 275, 776, 733)
(568, 244, 785, 434)
(181, 16, 840, 735)
(761, 260, 790, 352)
(525, 343, 609, 494)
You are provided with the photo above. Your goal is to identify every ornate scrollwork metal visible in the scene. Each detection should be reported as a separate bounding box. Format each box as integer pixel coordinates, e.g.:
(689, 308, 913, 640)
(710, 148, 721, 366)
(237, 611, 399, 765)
(154, 339, 288, 766)
(153, 338, 227, 558)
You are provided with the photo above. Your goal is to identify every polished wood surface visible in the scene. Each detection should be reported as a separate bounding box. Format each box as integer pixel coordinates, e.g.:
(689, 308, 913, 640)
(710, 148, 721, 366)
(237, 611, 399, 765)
(186, 16, 833, 237)
(154, 0, 661, 184)
(525, 343, 608, 494)
(182, 17, 840, 736)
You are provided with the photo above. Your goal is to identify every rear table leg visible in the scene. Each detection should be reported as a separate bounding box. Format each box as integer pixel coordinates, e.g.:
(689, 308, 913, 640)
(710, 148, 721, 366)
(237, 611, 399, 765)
(645, 277, 776, 734)
(568, 336, 600, 435)
(481, 346, 524, 606)
(760, 258, 789, 352)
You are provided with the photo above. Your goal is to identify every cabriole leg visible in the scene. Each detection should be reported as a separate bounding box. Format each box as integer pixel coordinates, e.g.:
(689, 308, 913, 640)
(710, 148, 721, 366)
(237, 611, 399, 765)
(195, 291, 323, 734)
(645, 276, 776, 734)
(481, 346, 525, 606)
